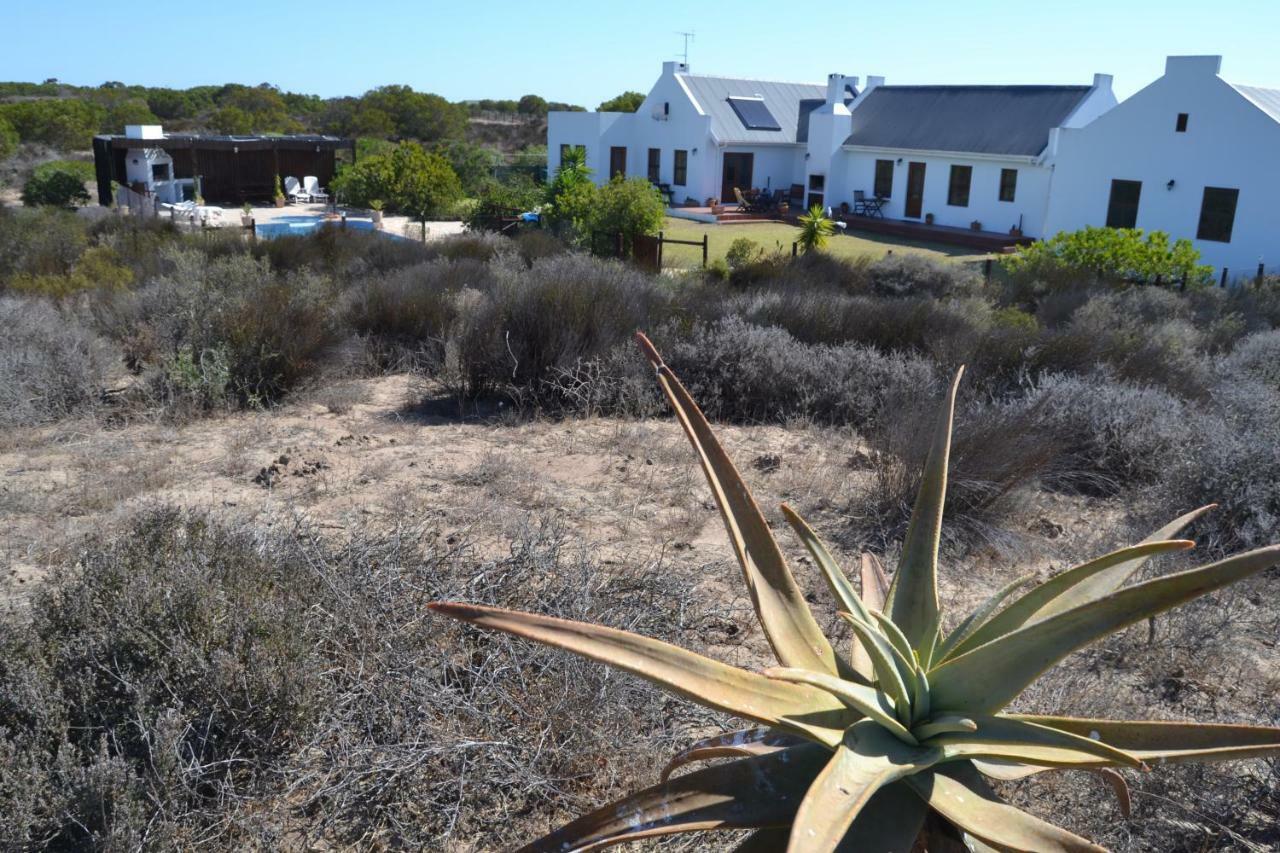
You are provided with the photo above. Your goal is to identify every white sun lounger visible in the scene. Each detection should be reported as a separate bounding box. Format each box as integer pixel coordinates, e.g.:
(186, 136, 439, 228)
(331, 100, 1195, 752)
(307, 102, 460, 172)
(303, 176, 328, 202)
(284, 176, 307, 203)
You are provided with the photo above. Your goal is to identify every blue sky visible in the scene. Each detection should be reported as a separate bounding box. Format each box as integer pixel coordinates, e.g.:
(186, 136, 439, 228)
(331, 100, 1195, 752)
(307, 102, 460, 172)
(5, 0, 1279, 105)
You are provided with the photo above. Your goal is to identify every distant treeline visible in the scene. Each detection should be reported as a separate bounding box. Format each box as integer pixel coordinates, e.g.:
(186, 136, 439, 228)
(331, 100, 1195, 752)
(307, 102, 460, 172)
(0, 79, 585, 152)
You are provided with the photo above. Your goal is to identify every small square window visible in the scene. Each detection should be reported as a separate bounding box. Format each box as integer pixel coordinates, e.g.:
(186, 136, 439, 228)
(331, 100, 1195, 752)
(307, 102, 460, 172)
(808, 174, 825, 191)
(1176, 113, 1189, 132)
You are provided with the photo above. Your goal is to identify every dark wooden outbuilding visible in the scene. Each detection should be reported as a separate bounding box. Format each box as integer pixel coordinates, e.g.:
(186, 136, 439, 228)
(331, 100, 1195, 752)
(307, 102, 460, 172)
(92, 133, 356, 205)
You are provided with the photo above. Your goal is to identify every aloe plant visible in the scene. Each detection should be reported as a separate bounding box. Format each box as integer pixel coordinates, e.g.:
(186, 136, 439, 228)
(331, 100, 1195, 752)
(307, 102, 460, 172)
(431, 333, 1280, 852)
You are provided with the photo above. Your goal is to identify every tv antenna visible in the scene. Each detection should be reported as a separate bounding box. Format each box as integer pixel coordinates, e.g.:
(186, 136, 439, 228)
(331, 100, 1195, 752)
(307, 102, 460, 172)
(676, 30, 695, 65)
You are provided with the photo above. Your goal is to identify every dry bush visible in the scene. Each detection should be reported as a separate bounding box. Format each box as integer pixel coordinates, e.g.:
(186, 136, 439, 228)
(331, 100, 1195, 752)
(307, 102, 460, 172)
(0, 508, 716, 850)
(0, 296, 117, 427)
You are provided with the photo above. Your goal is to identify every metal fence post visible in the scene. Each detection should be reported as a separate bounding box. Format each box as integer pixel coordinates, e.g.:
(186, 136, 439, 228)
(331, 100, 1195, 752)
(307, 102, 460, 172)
(792, 241, 798, 258)
(1220, 267, 1229, 288)
(1257, 262, 1266, 288)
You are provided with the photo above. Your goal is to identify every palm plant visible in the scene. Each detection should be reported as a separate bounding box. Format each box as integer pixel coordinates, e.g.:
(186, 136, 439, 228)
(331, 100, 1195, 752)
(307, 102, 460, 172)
(430, 333, 1280, 852)
(797, 204, 835, 253)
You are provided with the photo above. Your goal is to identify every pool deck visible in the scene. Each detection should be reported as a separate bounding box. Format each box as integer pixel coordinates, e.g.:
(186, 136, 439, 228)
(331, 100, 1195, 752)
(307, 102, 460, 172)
(199, 201, 465, 242)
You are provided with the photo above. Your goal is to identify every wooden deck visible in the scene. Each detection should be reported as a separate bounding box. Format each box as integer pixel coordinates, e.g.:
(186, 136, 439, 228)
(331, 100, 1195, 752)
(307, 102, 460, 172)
(667, 205, 778, 224)
(835, 214, 1033, 252)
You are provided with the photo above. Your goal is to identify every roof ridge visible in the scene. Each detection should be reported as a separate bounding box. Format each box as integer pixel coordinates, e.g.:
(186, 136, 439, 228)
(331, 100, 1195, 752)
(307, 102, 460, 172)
(680, 71, 826, 89)
(871, 83, 1092, 91)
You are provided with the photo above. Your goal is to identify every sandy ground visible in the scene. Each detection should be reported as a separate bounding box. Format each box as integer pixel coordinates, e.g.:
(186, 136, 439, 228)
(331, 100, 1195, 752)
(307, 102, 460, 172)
(1, 373, 1111, 622)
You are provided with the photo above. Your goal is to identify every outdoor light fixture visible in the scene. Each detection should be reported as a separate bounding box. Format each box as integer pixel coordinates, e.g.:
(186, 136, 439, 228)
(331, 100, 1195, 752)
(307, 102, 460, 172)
(896, 158, 903, 164)
(692, 147, 698, 155)
(1167, 179, 1176, 190)
(233, 146, 239, 154)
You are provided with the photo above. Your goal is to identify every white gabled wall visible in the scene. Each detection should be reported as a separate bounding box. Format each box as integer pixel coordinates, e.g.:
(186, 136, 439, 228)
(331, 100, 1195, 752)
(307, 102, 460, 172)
(1045, 56, 1280, 274)
(547, 61, 718, 203)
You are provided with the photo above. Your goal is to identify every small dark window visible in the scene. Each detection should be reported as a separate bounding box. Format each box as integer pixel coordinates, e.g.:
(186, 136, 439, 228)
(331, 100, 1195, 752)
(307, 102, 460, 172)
(1197, 187, 1239, 242)
(947, 165, 972, 207)
(1105, 179, 1142, 229)
(609, 146, 627, 178)
(559, 144, 584, 167)
(874, 159, 894, 198)
(1176, 113, 1189, 132)
(663, 101, 670, 116)
(647, 148, 661, 183)
(999, 168, 1017, 202)
(807, 192, 824, 211)
(809, 174, 825, 191)
(673, 150, 688, 185)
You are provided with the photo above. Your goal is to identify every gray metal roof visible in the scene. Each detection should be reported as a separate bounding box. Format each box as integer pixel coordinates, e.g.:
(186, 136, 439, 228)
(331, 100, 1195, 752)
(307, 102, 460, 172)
(1233, 84, 1280, 124)
(679, 74, 827, 144)
(844, 85, 1094, 156)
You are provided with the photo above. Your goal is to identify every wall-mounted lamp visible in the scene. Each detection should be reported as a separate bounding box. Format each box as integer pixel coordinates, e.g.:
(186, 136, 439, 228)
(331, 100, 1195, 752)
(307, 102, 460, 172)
(692, 147, 698, 155)
(805, 152, 811, 160)
(896, 158, 903, 165)
(1166, 179, 1176, 191)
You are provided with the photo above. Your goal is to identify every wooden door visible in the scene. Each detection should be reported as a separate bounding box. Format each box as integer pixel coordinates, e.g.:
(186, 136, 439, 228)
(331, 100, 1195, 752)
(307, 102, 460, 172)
(609, 146, 627, 178)
(905, 162, 926, 218)
(721, 152, 754, 203)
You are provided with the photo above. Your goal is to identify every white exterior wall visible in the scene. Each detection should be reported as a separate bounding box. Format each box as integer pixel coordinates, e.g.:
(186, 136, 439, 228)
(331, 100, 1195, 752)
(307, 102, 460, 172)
(1044, 56, 1280, 274)
(836, 151, 1053, 236)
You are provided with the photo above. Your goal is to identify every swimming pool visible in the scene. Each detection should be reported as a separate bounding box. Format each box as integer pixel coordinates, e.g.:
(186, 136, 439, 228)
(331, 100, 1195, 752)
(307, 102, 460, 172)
(255, 216, 401, 240)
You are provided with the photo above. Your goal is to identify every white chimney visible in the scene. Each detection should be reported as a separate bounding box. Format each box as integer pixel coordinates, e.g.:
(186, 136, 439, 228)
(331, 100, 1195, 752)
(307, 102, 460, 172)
(125, 124, 164, 140)
(1164, 55, 1222, 77)
(864, 75, 885, 92)
(1092, 73, 1114, 92)
(662, 60, 689, 76)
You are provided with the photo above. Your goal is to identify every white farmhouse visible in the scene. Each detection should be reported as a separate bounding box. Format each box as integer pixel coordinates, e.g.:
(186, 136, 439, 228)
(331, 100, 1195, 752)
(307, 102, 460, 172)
(548, 62, 835, 207)
(813, 76, 1116, 238)
(1044, 55, 1280, 275)
(550, 56, 1278, 273)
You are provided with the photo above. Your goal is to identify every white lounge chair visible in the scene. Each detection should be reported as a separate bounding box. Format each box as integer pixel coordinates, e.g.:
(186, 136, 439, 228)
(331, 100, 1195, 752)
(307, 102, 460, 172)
(303, 176, 328, 202)
(195, 206, 224, 226)
(162, 200, 198, 222)
(284, 176, 307, 203)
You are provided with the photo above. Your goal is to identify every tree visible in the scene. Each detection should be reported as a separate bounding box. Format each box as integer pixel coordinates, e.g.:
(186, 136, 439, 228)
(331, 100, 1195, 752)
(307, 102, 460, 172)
(0, 115, 17, 162)
(797, 205, 835, 253)
(511, 144, 547, 168)
(210, 84, 299, 134)
(22, 162, 92, 207)
(517, 94, 549, 116)
(544, 146, 593, 232)
(332, 142, 462, 238)
(360, 86, 467, 142)
(465, 173, 546, 231)
(436, 140, 504, 194)
(597, 91, 645, 113)
(0, 100, 104, 149)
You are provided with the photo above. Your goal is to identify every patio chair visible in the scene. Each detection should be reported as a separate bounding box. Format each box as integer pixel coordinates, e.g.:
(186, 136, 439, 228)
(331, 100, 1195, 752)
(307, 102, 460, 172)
(195, 206, 223, 226)
(162, 200, 198, 222)
(854, 190, 886, 218)
(284, 176, 307, 203)
(303, 176, 329, 202)
(733, 187, 751, 212)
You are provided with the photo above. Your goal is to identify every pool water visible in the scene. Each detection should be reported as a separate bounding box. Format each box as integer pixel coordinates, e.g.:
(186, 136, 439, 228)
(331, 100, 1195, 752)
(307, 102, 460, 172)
(255, 216, 398, 240)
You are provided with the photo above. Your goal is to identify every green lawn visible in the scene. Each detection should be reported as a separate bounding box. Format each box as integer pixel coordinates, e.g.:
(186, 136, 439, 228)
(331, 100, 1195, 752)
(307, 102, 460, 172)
(658, 216, 992, 269)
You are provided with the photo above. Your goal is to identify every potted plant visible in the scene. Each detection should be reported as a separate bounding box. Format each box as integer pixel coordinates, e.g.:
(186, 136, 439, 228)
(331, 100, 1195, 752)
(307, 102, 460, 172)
(273, 174, 286, 208)
(241, 203, 253, 227)
(1009, 224, 1024, 238)
(369, 199, 384, 228)
(924, 212, 935, 225)
(970, 220, 983, 231)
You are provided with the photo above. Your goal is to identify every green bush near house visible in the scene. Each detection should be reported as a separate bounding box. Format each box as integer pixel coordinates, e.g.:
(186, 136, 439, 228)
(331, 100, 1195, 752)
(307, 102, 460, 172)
(21, 161, 94, 207)
(1003, 225, 1213, 289)
(332, 141, 463, 234)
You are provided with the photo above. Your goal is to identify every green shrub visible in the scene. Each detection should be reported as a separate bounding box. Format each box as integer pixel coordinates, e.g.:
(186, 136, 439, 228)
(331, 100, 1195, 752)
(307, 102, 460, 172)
(724, 237, 762, 269)
(0, 99, 104, 148)
(21, 161, 93, 207)
(0, 114, 17, 162)
(1003, 225, 1212, 287)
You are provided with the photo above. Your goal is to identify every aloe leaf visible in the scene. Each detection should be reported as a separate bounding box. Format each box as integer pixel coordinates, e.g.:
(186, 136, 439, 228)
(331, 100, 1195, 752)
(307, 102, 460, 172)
(429, 603, 854, 746)
(1011, 715, 1280, 765)
(841, 614, 913, 720)
(941, 540, 1194, 661)
(928, 545, 1280, 713)
(860, 552, 889, 612)
(661, 727, 807, 782)
(781, 505, 875, 682)
(972, 760, 1132, 820)
(765, 668, 918, 745)
(517, 743, 830, 852)
(930, 715, 1144, 769)
(905, 764, 1107, 852)
(635, 333, 841, 676)
(1036, 504, 1216, 618)
(912, 714, 977, 741)
(787, 721, 941, 852)
(887, 368, 963, 660)
(933, 573, 1035, 662)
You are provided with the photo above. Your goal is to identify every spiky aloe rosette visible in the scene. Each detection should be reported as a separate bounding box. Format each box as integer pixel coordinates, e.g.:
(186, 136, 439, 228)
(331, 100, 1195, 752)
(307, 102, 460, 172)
(431, 333, 1280, 852)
